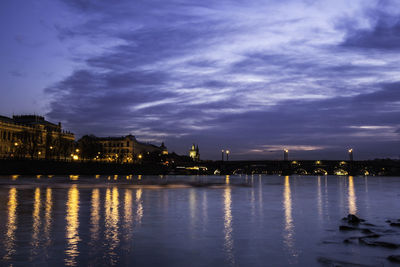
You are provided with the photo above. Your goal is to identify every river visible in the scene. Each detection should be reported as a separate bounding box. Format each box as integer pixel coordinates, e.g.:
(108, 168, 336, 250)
(0, 175, 399, 266)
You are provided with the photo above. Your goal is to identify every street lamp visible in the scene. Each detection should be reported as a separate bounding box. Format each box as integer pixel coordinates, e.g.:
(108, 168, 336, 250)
(221, 149, 224, 161)
(348, 148, 354, 161)
(284, 149, 289, 161)
(226, 150, 230, 161)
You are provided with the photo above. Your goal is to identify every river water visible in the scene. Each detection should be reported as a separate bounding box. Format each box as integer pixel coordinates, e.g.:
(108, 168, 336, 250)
(0, 175, 399, 266)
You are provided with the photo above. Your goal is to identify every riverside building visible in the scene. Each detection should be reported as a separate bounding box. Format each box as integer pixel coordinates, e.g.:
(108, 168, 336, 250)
(95, 135, 168, 163)
(0, 115, 75, 159)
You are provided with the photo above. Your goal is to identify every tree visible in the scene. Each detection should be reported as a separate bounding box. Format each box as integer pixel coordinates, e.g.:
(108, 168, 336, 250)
(77, 135, 103, 161)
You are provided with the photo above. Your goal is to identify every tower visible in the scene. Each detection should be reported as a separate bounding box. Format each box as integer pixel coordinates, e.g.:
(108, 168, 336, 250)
(189, 144, 200, 161)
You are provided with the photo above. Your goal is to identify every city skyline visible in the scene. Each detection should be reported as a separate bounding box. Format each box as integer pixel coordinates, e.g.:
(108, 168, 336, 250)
(1, 0, 400, 160)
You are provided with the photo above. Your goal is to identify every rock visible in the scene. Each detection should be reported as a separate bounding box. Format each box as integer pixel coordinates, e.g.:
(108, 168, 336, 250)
(374, 241, 400, 249)
(361, 229, 374, 234)
(388, 255, 400, 263)
(390, 222, 400, 227)
(362, 223, 376, 227)
(345, 214, 364, 224)
(343, 238, 352, 244)
(340, 225, 357, 231)
(317, 257, 373, 266)
(359, 238, 399, 248)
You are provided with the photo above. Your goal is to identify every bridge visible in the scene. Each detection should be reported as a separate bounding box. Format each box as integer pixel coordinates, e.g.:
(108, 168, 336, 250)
(175, 159, 400, 176)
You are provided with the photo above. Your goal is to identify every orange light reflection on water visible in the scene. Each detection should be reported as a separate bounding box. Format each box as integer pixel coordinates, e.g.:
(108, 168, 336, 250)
(65, 185, 80, 266)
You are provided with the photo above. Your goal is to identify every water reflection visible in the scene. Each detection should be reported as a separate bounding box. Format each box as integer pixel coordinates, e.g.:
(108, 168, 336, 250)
(202, 191, 208, 232)
(90, 188, 100, 245)
(283, 176, 297, 259)
(317, 177, 323, 221)
(189, 189, 196, 229)
(123, 189, 133, 246)
(223, 186, 234, 265)
(69, 175, 79, 181)
(44, 187, 53, 247)
(136, 189, 143, 224)
(104, 187, 120, 265)
(4, 187, 17, 260)
(31, 187, 41, 258)
(348, 176, 357, 214)
(225, 175, 230, 185)
(65, 185, 80, 266)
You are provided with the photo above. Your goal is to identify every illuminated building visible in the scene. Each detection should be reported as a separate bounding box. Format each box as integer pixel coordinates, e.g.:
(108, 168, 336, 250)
(0, 115, 74, 159)
(189, 144, 200, 161)
(94, 135, 167, 163)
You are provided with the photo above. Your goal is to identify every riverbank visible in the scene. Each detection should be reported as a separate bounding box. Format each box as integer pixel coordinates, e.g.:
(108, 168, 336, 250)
(0, 158, 169, 175)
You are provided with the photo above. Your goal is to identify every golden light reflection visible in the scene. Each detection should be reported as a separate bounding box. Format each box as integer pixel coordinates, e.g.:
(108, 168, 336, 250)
(124, 189, 133, 244)
(65, 185, 80, 266)
(348, 176, 357, 215)
(250, 181, 256, 218)
(44, 187, 53, 247)
(283, 176, 296, 258)
(4, 187, 18, 260)
(189, 189, 196, 229)
(258, 176, 263, 217)
(135, 189, 143, 224)
(223, 186, 234, 265)
(30, 187, 41, 257)
(69, 175, 79, 181)
(202, 191, 208, 231)
(317, 177, 322, 221)
(225, 175, 230, 185)
(104, 187, 120, 265)
(90, 188, 100, 245)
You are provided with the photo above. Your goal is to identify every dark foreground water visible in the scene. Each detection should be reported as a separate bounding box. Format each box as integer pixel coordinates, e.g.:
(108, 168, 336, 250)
(0, 175, 399, 266)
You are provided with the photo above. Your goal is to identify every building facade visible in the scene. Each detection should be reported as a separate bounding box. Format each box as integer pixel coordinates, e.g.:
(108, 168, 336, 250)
(0, 115, 75, 159)
(92, 135, 168, 163)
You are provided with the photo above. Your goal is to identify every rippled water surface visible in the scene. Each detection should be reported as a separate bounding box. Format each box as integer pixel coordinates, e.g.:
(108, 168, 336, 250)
(0, 175, 399, 266)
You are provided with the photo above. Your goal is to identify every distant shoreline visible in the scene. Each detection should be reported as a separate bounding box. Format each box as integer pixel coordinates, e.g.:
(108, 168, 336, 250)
(0, 158, 399, 176)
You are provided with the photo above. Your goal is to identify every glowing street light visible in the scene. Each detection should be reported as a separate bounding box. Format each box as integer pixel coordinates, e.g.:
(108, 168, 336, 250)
(226, 150, 230, 161)
(348, 148, 354, 161)
(283, 149, 289, 161)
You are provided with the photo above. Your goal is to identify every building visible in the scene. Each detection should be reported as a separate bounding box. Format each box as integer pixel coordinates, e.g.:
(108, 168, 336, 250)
(90, 135, 167, 163)
(189, 144, 200, 161)
(0, 115, 75, 159)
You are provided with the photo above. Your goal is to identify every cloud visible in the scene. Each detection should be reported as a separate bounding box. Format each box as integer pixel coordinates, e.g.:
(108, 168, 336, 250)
(340, 1, 400, 51)
(43, 0, 400, 159)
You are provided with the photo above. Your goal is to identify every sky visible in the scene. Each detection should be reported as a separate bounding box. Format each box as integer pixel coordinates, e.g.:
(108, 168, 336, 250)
(0, 0, 399, 160)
